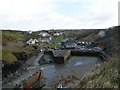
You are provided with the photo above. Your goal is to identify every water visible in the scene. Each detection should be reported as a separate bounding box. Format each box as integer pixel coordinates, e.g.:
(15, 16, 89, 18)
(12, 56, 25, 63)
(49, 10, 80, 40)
(67, 56, 101, 67)
(3, 55, 102, 88)
(41, 56, 102, 87)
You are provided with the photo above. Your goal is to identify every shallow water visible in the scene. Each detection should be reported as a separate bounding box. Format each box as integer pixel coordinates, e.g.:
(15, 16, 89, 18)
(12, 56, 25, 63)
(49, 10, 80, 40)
(3, 55, 102, 88)
(42, 56, 102, 86)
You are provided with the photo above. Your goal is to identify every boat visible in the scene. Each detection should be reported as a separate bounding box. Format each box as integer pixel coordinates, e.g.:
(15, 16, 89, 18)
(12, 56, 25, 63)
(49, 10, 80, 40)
(14, 69, 45, 89)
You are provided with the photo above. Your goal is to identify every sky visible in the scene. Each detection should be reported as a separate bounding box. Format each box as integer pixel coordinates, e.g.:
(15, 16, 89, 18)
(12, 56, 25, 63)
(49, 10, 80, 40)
(0, 0, 119, 31)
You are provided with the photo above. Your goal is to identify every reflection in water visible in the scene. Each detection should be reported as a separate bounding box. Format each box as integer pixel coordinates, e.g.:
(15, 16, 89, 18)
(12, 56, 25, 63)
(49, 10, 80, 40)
(74, 62, 82, 66)
(66, 56, 101, 67)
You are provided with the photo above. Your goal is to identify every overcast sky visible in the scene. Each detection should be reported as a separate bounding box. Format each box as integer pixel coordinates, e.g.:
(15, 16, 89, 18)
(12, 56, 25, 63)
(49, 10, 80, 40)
(0, 0, 119, 31)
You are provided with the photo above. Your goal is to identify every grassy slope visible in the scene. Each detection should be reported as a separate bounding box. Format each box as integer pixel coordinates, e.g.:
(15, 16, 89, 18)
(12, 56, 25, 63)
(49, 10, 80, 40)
(43, 35, 64, 48)
(2, 30, 39, 64)
(77, 54, 119, 88)
(52, 35, 64, 42)
(76, 26, 119, 88)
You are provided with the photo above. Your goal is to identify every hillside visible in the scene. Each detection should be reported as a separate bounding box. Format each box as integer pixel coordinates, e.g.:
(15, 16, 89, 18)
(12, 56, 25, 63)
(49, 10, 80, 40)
(1, 26, 119, 88)
(76, 54, 119, 88)
(75, 26, 119, 88)
(2, 30, 40, 64)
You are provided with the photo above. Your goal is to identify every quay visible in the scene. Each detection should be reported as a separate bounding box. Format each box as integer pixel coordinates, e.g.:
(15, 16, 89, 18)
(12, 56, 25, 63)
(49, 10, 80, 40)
(43, 46, 107, 64)
(52, 50, 71, 64)
(71, 49, 101, 56)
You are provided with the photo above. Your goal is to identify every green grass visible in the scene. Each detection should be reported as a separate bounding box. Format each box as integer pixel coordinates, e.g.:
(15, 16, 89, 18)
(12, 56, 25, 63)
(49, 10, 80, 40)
(2, 52, 17, 64)
(2, 46, 21, 64)
(2, 30, 40, 64)
(76, 54, 119, 88)
(52, 35, 64, 42)
(2, 31, 25, 42)
(2, 45, 37, 64)
(44, 35, 64, 48)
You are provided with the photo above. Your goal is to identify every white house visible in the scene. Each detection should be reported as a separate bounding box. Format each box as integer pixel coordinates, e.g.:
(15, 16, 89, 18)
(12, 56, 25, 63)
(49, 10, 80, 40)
(26, 39, 38, 45)
(54, 32, 63, 36)
(28, 30, 32, 34)
(39, 32, 50, 37)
